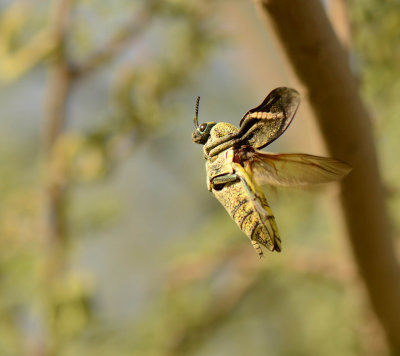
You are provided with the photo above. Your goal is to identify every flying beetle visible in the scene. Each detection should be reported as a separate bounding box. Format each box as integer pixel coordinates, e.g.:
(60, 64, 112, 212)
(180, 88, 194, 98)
(192, 87, 351, 258)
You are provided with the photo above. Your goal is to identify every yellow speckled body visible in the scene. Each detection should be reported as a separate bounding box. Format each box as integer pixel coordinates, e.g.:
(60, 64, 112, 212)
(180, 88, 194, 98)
(204, 123, 281, 257)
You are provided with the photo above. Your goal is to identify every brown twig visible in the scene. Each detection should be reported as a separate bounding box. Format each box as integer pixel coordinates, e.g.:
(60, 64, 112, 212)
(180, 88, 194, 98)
(41, 2, 74, 355)
(44, 0, 73, 249)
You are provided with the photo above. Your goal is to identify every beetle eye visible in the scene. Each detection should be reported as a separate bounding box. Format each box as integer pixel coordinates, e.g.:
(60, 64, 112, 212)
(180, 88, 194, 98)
(199, 123, 207, 132)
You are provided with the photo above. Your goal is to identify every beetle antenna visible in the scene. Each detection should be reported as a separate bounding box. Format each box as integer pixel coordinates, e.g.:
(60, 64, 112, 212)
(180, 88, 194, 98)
(193, 96, 200, 128)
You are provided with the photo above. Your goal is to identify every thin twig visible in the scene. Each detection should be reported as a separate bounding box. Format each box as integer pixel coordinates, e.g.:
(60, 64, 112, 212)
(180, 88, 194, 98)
(44, 0, 73, 248)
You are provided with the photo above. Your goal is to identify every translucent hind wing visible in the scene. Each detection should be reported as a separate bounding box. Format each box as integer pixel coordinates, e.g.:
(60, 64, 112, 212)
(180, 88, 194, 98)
(235, 148, 352, 187)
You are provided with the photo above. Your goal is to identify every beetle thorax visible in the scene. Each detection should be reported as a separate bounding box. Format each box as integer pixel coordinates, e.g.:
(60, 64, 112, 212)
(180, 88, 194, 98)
(203, 122, 238, 157)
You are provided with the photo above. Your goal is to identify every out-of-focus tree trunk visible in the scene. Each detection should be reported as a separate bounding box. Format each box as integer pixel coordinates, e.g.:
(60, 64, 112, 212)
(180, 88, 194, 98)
(257, 0, 400, 352)
(329, 0, 351, 51)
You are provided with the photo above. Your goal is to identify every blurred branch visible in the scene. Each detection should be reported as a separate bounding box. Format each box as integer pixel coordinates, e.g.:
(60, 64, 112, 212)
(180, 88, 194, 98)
(43, 2, 153, 245)
(166, 278, 257, 356)
(257, 0, 400, 352)
(44, 0, 73, 248)
(169, 246, 355, 292)
(166, 249, 260, 356)
(165, 246, 355, 355)
(69, 9, 152, 79)
(41, 2, 75, 354)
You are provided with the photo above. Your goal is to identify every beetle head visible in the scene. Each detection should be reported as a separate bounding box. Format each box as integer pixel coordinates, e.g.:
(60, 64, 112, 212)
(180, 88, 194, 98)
(192, 96, 216, 144)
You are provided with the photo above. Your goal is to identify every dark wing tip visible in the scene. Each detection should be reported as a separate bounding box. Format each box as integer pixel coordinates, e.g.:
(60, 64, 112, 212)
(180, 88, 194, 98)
(276, 87, 300, 118)
(265, 87, 301, 125)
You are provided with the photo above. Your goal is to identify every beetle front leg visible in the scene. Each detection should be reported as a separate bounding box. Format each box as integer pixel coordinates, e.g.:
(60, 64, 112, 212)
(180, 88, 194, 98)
(229, 163, 265, 212)
(210, 173, 239, 190)
(210, 162, 267, 213)
(231, 162, 280, 251)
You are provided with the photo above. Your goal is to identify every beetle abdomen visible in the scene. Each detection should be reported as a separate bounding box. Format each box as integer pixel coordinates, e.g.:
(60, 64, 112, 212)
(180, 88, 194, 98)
(212, 181, 281, 256)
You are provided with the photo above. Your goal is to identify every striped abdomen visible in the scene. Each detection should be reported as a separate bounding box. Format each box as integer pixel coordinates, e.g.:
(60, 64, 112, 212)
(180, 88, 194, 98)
(212, 180, 281, 257)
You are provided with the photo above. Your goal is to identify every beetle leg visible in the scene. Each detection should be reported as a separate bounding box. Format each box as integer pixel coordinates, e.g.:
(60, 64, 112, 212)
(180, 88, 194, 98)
(230, 162, 280, 252)
(210, 170, 265, 257)
(230, 163, 269, 216)
(210, 174, 239, 189)
(206, 148, 236, 191)
(251, 240, 264, 259)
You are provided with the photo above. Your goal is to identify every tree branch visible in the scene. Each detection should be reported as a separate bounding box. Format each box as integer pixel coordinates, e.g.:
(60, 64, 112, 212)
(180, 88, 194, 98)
(165, 248, 260, 356)
(165, 245, 356, 355)
(257, 0, 400, 352)
(44, 0, 73, 248)
(69, 9, 151, 79)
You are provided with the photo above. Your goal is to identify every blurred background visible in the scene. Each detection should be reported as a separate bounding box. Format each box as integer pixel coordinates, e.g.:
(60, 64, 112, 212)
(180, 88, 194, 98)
(0, 0, 399, 355)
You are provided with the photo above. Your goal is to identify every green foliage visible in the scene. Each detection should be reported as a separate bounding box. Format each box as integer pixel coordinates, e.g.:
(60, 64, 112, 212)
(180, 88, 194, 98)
(0, 0, 217, 355)
(350, 0, 400, 104)
(350, 0, 400, 233)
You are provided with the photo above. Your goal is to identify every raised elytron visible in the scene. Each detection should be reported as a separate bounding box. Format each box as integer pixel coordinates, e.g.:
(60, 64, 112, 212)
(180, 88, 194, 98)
(192, 87, 351, 258)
